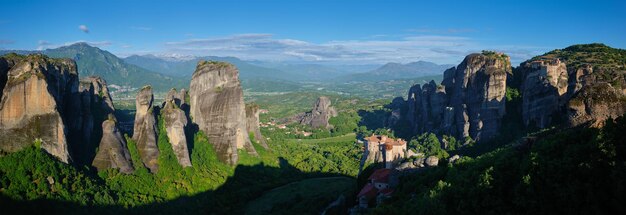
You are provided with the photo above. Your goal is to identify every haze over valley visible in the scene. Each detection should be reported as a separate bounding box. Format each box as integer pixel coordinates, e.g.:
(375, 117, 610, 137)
(1, 1, 625, 214)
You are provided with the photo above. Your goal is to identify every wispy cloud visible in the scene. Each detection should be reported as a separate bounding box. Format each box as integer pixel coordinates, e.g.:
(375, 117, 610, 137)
(37, 40, 112, 50)
(130, 26, 152, 31)
(79, 25, 89, 33)
(163, 34, 487, 64)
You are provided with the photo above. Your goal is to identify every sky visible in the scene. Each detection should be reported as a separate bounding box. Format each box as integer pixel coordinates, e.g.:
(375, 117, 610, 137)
(0, 0, 625, 65)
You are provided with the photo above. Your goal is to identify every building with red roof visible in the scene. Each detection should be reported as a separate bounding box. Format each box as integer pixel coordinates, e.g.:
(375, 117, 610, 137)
(357, 168, 397, 208)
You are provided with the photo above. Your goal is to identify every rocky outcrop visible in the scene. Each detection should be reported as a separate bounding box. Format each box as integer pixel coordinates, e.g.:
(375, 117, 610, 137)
(518, 44, 626, 129)
(567, 83, 626, 127)
(520, 59, 569, 128)
(298, 96, 338, 129)
(189, 61, 256, 165)
(407, 52, 510, 141)
(132, 86, 159, 172)
(245, 104, 268, 149)
(92, 114, 134, 173)
(0, 54, 25, 101)
(0, 54, 79, 163)
(70, 76, 116, 164)
(162, 95, 192, 167)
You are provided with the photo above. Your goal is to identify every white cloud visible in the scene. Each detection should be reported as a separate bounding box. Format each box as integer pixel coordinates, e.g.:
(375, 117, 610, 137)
(163, 33, 485, 64)
(79, 25, 89, 33)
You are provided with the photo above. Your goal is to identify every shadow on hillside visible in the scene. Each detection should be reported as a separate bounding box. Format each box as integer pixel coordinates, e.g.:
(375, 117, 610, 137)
(0, 158, 356, 215)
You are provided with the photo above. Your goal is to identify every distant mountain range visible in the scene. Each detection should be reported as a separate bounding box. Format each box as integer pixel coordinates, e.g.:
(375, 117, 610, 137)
(0, 43, 186, 91)
(1, 43, 452, 92)
(334, 61, 454, 82)
(123, 55, 372, 82)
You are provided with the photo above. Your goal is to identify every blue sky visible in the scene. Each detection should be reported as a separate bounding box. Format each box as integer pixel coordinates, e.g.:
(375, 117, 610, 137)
(0, 0, 625, 65)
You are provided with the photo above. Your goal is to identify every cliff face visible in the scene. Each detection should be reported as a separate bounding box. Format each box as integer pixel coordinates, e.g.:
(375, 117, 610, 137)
(0, 54, 79, 163)
(520, 59, 569, 128)
(162, 92, 192, 167)
(567, 83, 626, 127)
(189, 61, 255, 165)
(245, 104, 268, 149)
(298, 96, 338, 129)
(407, 52, 510, 141)
(92, 115, 134, 173)
(132, 86, 159, 172)
(68, 76, 117, 165)
(519, 44, 626, 128)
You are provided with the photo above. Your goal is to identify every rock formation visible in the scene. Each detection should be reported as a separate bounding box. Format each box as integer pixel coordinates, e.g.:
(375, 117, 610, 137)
(519, 59, 569, 128)
(132, 86, 159, 172)
(298, 96, 338, 129)
(68, 76, 117, 165)
(92, 114, 134, 173)
(0, 54, 79, 163)
(162, 92, 192, 167)
(245, 103, 268, 149)
(518, 44, 626, 129)
(407, 52, 510, 141)
(189, 61, 256, 165)
(567, 83, 626, 127)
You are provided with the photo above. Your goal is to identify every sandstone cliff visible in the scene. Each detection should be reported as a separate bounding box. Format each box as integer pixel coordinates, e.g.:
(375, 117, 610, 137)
(518, 44, 626, 128)
(132, 86, 159, 172)
(162, 92, 192, 167)
(92, 114, 134, 173)
(245, 103, 268, 149)
(0, 54, 79, 163)
(69, 76, 117, 164)
(298, 96, 338, 129)
(519, 59, 569, 128)
(189, 61, 256, 165)
(407, 52, 510, 141)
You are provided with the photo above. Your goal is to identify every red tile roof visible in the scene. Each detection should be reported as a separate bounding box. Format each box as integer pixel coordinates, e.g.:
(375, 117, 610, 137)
(368, 168, 392, 183)
(357, 183, 377, 199)
(379, 188, 394, 196)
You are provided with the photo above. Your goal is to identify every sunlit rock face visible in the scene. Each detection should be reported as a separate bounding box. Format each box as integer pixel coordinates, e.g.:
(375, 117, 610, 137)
(0, 54, 79, 163)
(407, 52, 510, 142)
(162, 95, 192, 167)
(133, 85, 159, 172)
(189, 61, 255, 165)
(520, 59, 569, 128)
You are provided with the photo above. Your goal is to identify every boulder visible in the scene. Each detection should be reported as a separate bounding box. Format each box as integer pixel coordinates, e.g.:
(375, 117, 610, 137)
(189, 61, 256, 165)
(132, 86, 159, 172)
(448, 155, 461, 164)
(425, 156, 439, 167)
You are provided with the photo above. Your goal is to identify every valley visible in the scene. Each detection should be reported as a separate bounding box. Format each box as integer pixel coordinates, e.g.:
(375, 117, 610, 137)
(1, 1, 625, 214)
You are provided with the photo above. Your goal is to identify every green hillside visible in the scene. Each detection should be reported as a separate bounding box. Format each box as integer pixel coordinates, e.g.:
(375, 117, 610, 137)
(43, 43, 187, 92)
